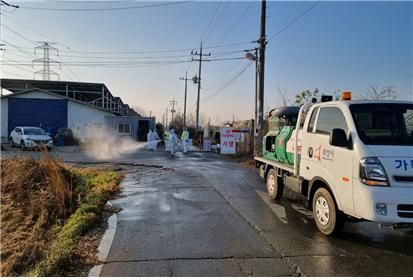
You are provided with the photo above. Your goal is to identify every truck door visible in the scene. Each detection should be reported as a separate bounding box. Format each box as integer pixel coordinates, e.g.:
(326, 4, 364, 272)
(300, 106, 319, 179)
(310, 106, 354, 213)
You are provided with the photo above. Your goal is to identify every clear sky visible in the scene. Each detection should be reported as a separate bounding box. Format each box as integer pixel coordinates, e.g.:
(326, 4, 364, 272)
(1, 1, 412, 124)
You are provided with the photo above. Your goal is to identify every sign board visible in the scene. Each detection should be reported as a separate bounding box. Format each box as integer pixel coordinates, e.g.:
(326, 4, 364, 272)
(220, 127, 236, 154)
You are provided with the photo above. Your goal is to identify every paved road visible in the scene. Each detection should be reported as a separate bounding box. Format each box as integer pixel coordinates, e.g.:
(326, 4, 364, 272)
(3, 146, 413, 276)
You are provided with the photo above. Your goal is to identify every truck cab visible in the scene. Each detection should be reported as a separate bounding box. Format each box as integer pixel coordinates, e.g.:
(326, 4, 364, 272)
(256, 94, 413, 235)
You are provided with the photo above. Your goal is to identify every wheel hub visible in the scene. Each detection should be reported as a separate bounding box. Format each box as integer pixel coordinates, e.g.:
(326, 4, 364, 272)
(267, 174, 275, 194)
(315, 196, 330, 226)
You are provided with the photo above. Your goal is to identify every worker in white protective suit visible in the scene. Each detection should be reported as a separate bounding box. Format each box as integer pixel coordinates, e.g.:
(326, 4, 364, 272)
(169, 129, 178, 157)
(146, 130, 154, 151)
(152, 129, 160, 150)
(181, 127, 189, 153)
(146, 129, 160, 151)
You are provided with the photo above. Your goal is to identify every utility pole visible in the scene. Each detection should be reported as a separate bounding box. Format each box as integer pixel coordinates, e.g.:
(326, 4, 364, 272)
(165, 107, 169, 128)
(169, 98, 177, 126)
(32, 41, 61, 80)
(255, 0, 267, 156)
(179, 72, 190, 127)
(191, 42, 211, 129)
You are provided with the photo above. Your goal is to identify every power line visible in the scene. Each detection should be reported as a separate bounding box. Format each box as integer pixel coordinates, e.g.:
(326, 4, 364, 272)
(0, 1, 19, 8)
(203, 1, 230, 43)
(203, 62, 253, 101)
(209, 57, 245, 62)
(2, 71, 27, 78)
(0, 11, 73, 51)
(2, 61, 192, 68)
(1, 17, 79, 81)
(3, 56, 245, 66)
(1, 40, 34, 59)
(1, 60, 33, 73)
(1, 24, 36, 45)
(199, 1, 223, 42)
(3, 41, 255, 55)
(211, 1, 254, 53)
(203, 60, 245, 90)
(17, 1, 192, 12)
(268, 1, 321, 41)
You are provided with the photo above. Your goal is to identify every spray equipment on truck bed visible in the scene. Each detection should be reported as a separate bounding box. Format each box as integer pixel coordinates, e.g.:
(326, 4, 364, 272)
(263, 95, 335, 166)
(263, 106, 300, 164)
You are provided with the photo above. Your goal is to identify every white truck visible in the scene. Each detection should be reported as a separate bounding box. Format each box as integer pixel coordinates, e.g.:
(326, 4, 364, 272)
(255, 93, 413, 235)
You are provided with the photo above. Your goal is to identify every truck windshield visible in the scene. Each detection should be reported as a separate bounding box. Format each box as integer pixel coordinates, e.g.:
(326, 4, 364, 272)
(350, 103, 413, 146)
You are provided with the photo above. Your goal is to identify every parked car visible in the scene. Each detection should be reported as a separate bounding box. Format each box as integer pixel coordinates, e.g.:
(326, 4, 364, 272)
(9, 126, 54, 150)
(53, 127, 77, 146)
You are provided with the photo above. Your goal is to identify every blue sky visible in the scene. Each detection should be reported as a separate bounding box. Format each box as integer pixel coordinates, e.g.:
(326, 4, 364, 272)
(1, 1, 412, 124)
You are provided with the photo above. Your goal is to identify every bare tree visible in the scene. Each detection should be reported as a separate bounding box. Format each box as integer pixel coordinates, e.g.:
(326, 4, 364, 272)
(295, 88, 319, 106)
(170, 111, 184, 132)
(276, 87, 289, 106)
(360, 84, 399, 100)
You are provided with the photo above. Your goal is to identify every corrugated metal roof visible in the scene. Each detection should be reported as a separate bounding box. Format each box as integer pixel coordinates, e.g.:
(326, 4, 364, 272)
(0, 78, 138, 116)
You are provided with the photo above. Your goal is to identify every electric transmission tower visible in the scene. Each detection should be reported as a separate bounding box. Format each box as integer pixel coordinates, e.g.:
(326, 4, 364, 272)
(32, 41, 61, 80)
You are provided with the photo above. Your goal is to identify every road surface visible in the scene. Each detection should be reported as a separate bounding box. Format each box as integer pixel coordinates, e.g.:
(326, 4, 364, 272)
(2, 146, 413, 276)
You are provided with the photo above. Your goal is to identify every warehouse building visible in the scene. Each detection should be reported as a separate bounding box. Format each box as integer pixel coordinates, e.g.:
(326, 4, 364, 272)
(0, 79, 155, 142)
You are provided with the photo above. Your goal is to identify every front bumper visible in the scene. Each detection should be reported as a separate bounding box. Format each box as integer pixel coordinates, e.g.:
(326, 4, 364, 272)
(353, 181, 413, 224)
(25, 140, 54, 149)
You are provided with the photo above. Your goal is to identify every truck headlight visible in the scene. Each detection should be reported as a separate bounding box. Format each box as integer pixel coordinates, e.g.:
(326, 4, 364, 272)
(359, 157, 389, 186)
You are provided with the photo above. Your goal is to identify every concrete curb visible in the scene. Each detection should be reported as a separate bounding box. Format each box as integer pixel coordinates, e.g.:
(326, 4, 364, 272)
(88, 201, 118, 277)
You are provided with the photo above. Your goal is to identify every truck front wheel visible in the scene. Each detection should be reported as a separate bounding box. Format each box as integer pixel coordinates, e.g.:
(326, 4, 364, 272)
(266, 169, 284, 200)
(312, 187, 345, 235)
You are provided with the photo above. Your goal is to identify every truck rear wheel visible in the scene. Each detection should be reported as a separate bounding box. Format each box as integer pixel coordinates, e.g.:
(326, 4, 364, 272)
(266, 169, 284, 200)
(312, 187, 344, 235)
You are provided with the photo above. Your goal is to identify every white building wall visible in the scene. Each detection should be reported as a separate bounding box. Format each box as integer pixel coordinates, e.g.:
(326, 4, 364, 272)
(68, 101, 115, 139)
(1, 98, 9, 139)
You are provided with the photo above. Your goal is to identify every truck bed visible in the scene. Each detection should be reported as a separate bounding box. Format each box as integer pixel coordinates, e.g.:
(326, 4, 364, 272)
(254, 156, 295, 173)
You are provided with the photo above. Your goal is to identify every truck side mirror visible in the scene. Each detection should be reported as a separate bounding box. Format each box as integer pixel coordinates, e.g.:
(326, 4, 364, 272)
(330, 128, 350, 148)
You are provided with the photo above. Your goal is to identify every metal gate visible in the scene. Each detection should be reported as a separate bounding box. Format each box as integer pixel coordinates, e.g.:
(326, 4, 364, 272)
(8, 97, 68, 135)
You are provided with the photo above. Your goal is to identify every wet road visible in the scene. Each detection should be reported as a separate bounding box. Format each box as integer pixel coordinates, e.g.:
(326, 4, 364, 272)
(92, 150, 413, 277)
(3, 146, 412, 276)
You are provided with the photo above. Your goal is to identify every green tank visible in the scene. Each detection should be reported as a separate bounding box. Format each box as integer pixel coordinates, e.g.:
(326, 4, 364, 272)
(263, 106, 299, 166)
(275, 126, 295, 165)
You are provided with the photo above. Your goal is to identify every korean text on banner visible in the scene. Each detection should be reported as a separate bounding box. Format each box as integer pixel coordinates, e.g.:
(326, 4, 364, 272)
(220, 127, 236, 154)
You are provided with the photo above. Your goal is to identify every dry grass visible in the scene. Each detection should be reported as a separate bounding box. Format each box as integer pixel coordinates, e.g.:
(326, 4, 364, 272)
(0, 153, 122, 276)
(1, 154, 73, 276)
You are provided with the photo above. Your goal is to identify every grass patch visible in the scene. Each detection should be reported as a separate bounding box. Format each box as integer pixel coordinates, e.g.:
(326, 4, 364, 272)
(0, 153, 122, 276)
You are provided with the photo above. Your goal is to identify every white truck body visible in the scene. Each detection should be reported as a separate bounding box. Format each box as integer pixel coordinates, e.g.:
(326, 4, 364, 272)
(256, 99, 413, 234)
